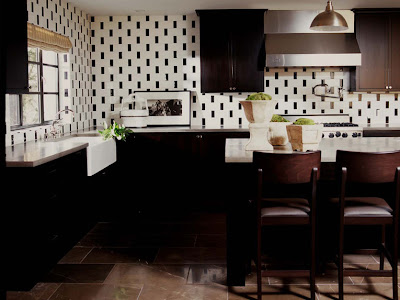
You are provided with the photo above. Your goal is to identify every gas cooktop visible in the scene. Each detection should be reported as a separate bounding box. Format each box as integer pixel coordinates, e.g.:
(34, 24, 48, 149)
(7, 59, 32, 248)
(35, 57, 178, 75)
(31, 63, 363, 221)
(323, 122, 359, 127)
(281, 114, 363, 139)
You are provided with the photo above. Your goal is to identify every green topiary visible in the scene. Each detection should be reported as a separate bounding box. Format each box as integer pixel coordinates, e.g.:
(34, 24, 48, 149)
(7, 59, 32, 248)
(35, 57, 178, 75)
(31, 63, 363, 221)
(246, 92, 272, 100)
(293, 118, 315, 125)
(271, 114, 290, 122)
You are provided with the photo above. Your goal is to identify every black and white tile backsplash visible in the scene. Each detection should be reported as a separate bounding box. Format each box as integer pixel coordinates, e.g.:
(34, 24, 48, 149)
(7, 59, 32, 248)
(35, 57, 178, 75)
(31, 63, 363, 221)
(91, 14, 399, 128)
(6, 0, 92, 146)
(6, 8, 400, 145)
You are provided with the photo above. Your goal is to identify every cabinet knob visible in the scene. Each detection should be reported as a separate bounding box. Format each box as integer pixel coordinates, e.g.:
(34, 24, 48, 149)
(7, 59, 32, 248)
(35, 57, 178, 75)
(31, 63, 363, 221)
(389, 86, 392, 89)
(233, 87, 236, 91)
(196, 134, 202, 139)
(386, 86, 389, 89)
(229, 87, 232, 91)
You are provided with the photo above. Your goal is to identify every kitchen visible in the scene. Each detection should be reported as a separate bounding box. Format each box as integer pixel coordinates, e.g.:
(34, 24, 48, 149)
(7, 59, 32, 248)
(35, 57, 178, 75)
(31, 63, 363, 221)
(3, 0, 400, 299)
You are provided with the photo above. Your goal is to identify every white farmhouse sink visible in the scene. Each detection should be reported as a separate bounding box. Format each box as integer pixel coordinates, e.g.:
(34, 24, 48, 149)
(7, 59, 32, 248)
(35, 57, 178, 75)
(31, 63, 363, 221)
(69, 136, 116, 176)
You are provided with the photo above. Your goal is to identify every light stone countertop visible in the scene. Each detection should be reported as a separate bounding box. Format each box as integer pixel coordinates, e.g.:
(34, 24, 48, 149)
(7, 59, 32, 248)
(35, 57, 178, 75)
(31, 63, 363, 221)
(130, 124, 400, 133)
(361, 123, 400, 131)
(6, 139, 89, 167)
(5, 128, 101, 167)
(225, 137, 400, 163)
(7, 125, 400, 168)
(131, 125, 249, 133)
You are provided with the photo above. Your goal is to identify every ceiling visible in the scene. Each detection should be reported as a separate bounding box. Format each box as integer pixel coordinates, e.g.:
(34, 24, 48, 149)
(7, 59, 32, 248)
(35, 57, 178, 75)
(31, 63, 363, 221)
(67, 0, 400, 16)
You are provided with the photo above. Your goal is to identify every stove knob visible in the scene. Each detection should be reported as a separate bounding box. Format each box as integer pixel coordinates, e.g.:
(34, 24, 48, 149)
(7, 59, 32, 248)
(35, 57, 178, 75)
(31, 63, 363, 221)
(329, 133, 335, 138)
(335, 131, 341, 137)
(322, 133, 325, 138)
(342, 133, 348, 138)
(358, 132, 362, 137)
(352, 132, 358, 138)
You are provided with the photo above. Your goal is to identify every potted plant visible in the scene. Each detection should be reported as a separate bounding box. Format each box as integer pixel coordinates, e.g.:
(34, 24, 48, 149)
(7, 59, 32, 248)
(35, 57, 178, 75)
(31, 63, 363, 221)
(268, 114, 292, 146)
(240, 92, 277, 151)
(286, 118, 323, 152)
(99, 121, 133, 141)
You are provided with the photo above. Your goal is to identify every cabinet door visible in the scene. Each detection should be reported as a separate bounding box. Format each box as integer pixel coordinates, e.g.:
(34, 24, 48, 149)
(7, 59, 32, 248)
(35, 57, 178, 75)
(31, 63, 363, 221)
(200, 12, 232, 93)
(390, 14, 400, 91)
(5, 0, 29, 93)
(355, 13, 388, 91)
(231, 11, 265, 93)
(4, 150, 89, 290)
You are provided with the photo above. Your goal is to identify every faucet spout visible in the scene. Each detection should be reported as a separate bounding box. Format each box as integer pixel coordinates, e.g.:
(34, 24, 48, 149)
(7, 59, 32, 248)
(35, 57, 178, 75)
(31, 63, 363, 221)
(49, 109, 75, 139)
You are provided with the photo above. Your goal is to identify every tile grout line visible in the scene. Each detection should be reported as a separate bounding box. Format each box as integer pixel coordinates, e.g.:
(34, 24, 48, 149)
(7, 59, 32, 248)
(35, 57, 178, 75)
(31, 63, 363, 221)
(152, 248, 161, 264)
(137, 284, 144, 300)
(371, 255, 380, 264)
(102, 263, 117, 284)
(186, 265, 191, 284)
(315, 288, 320, 300)
(79, 247, 94, 264)
(45, 284, 62, 300)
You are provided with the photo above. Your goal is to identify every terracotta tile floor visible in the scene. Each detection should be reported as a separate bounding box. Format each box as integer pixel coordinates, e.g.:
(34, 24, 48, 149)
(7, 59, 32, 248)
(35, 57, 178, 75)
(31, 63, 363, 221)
(7, 213, 400, 300)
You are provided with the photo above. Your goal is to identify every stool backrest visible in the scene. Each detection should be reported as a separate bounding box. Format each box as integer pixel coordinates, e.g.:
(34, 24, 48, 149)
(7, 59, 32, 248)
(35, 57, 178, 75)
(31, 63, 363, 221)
(336, 150, 400, 183)
(253, 151, 321, 184)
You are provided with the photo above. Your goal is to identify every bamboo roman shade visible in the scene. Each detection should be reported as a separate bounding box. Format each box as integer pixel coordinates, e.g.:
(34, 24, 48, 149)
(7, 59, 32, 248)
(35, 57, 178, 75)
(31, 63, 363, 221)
(27, 23, 72, 53)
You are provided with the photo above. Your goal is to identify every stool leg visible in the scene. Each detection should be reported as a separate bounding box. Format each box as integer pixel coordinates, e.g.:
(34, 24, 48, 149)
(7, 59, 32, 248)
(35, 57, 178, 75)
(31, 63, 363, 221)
(393, 222, 398, 300)
(338, 222, 344, 300)
(257, 225, 262, 300)
(310, 223, 316, 300)
(380, 225, 386, 271)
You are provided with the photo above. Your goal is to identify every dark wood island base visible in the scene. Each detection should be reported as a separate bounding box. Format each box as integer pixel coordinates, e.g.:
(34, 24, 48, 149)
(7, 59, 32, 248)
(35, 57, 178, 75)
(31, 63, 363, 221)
(225, 138, 400, 286)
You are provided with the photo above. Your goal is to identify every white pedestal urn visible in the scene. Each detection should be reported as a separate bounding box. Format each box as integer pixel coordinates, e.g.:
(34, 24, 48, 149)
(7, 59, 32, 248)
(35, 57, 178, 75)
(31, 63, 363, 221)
(240, 100, 278, 151)
(268, 122, 292, 146)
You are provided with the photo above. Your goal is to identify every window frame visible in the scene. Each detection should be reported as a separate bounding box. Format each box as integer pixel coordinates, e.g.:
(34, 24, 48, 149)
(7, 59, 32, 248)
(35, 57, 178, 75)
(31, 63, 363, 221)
(11, 48, 60, 131)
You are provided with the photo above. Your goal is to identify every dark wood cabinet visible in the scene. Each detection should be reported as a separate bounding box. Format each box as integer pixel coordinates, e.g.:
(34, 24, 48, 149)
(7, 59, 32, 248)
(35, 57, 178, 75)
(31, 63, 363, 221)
(390, 15, 400, 90)
(5, 0, 29, 94)
(351, 10, 400, 92)
(4, 150, 91, 290)
(115, 131, 249, 213)
(197, 10, 266, 93)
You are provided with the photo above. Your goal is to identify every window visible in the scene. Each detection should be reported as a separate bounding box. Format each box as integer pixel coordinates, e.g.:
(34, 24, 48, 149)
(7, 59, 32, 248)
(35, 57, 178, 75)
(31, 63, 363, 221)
(9, 47, 60, 129)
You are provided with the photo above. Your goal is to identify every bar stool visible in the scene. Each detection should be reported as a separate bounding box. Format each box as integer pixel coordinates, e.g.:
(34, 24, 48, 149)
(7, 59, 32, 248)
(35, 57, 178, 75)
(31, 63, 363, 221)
(333, 150, 400, 300)
(253, 151, 321, 300)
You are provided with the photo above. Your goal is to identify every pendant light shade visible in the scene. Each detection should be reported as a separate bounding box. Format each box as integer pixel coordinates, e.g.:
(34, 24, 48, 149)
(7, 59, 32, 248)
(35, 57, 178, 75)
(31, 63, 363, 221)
(310, 1, 348, 31)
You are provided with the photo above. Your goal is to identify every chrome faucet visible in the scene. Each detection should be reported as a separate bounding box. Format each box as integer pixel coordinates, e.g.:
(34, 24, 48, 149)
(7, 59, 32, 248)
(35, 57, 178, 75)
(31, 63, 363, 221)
(312, 84, 344, 99)
(49, 109, 75, 139)
(312, 83, 329, 95)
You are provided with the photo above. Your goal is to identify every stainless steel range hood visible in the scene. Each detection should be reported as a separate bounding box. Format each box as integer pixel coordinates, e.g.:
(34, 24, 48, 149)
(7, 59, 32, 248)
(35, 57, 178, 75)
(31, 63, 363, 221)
(265, 10, 362, 67)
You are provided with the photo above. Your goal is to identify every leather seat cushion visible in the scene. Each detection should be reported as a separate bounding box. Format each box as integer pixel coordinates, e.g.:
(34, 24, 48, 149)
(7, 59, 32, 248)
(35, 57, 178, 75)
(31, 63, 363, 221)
(330, 197, 393, 217)
(261, 198, 310, 217)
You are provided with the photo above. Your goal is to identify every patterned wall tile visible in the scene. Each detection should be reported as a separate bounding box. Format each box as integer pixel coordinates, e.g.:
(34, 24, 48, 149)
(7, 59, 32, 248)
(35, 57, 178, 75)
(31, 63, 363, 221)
(7, 9, 400, 147)
(91, 14, 249, 128)
(6, 0, 92, 146)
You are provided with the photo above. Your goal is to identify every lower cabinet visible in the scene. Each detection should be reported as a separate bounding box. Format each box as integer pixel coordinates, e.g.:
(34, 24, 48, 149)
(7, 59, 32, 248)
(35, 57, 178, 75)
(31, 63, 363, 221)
(115, 131, 249, 214)
(4, 150, 93, 291)
(362, 129, 400, 137)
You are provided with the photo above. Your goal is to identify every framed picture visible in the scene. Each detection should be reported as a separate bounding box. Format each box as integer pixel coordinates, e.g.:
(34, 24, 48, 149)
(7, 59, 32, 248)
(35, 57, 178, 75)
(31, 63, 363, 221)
(134, 91, 191, 126)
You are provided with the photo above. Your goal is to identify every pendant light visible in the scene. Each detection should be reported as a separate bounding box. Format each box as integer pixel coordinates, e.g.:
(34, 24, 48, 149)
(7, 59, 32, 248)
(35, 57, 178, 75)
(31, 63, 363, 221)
(310, 1, 348, 31)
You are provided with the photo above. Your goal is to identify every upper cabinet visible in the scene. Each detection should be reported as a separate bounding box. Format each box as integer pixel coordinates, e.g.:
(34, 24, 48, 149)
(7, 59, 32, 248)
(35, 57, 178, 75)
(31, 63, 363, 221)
(197, 10, 266, 93)
(5, 0, 29, 94)
(351, 10, 400, 92)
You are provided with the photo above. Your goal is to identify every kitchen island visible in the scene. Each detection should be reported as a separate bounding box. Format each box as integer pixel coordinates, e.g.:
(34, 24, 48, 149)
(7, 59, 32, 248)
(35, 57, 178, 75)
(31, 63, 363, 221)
(224, 137, 400, 286)
(225, 137, 400, 163)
